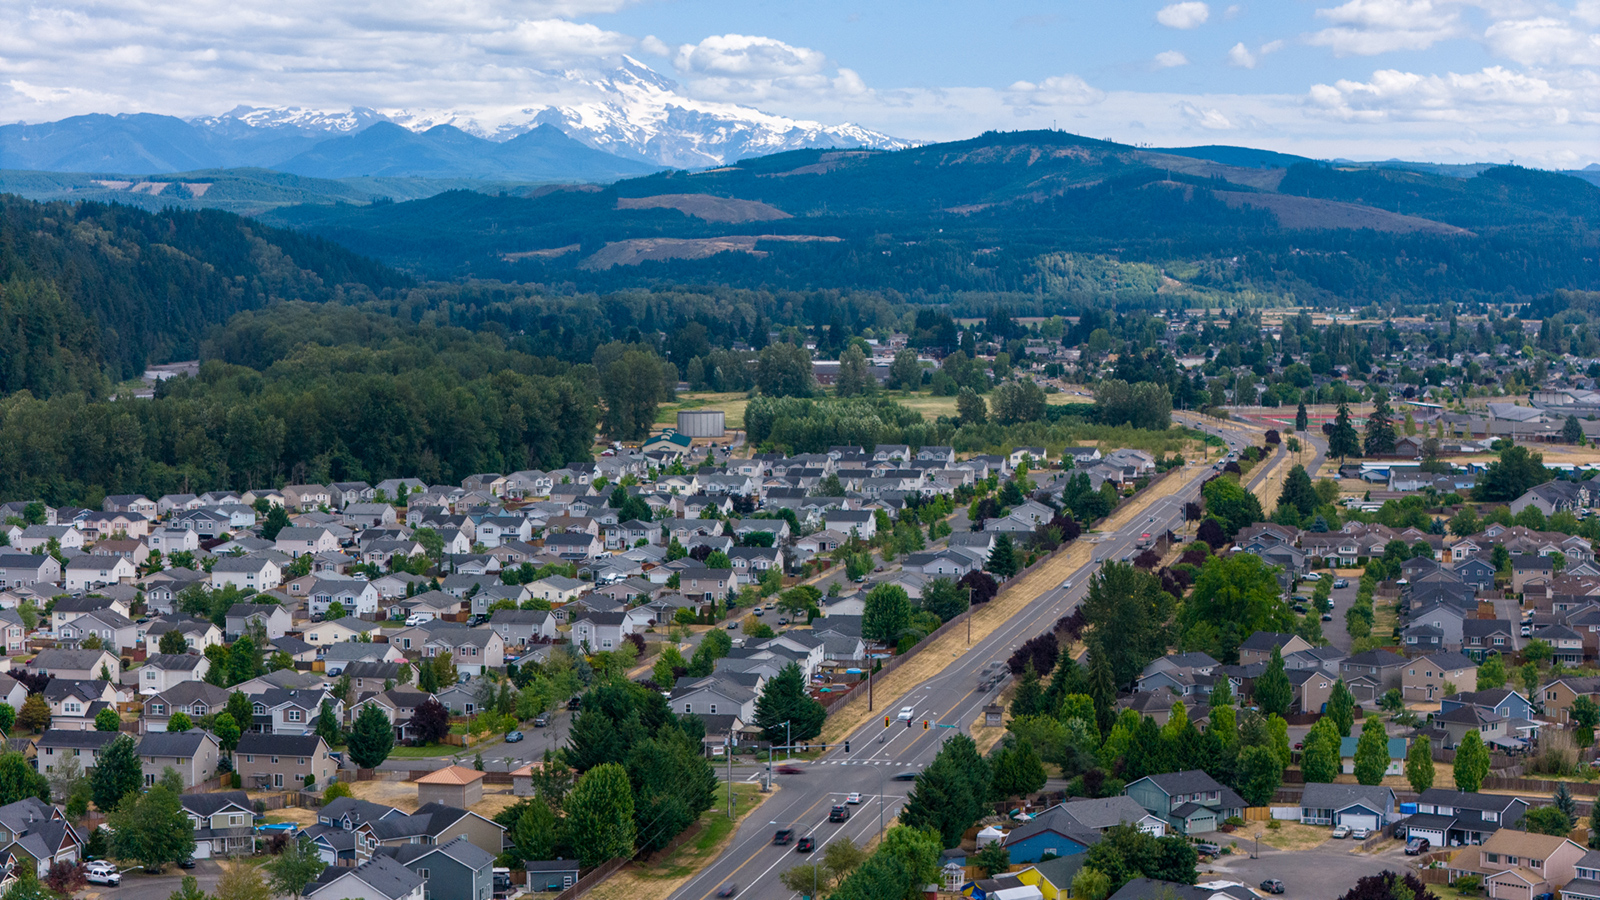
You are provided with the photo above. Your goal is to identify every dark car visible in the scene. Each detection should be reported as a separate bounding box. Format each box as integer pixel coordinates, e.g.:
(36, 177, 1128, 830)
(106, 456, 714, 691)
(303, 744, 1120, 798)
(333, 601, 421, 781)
(772, 829, 794, 846)
(892, 771, 918, 781)
(532, 713, 550, 727)
(797, 837, 815, 853)
(1405, 838, 1431, 856)
(829, 805, 850, 822)
(716, 885, 738, 898)
(1260, 880, 1284, 894)
(566, 697, 582, 711)
(505, 731, 524, 743)
(178, 859, 196, 870)
(776, 765, 805, 774)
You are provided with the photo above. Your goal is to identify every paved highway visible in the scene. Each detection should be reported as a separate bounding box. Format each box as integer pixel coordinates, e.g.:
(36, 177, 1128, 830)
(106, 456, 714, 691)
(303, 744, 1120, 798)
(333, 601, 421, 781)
(670, 427, 1257, 900)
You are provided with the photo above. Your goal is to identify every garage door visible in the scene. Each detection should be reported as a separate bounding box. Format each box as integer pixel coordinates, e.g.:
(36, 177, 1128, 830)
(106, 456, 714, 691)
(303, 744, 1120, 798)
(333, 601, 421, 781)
(192, 841, 212, 860)
(1341, 814, 1379, 832)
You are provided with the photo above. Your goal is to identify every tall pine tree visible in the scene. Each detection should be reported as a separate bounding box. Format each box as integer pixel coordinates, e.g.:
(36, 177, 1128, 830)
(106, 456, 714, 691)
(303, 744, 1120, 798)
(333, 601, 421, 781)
(1364, 391, 1397, 457)
(1328, 401, 1362, 462)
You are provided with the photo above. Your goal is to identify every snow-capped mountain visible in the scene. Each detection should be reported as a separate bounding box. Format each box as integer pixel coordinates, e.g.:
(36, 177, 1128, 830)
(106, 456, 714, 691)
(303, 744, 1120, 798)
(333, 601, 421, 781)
(202, 57, 910, 168)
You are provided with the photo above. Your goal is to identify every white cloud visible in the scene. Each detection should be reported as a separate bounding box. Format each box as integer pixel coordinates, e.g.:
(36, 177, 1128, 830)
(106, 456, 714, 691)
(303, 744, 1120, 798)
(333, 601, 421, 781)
(473, 19, 635, 62)
(673, 34, 828, 78)
(639, 35, 669, 56)
(1005, 74, 1107, 106)
(1157, 2, 1211, 29)
(1577, 0, 1600, 27)
(1227, 42, 1258, 67)
(1155, 50, 1191, 67)
(1179, 103, 1237, 129)
(1484, 17, 1600, 66)
(1306, 0, 1462, 55)
(1307, 65, 1597, 126)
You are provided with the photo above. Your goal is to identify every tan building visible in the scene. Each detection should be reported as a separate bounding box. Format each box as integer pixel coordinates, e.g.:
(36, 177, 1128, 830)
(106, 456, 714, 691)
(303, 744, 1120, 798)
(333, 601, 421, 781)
(1402, 652, 1479, 703)
(415, 764, 485, 808)
(1540, 676, 1600, 724)
(235, 733, 335, 791)
(1448, 830, 1587, 900)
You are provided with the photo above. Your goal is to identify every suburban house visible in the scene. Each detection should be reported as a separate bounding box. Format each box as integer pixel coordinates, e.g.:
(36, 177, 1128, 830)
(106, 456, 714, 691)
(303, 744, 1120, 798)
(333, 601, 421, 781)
(1299, 783, 1396, 830)
(569, 612, 638, 653)
(1238, 632, 1312, 666)
(305, 855, 425, 900)
(1409, 789, 1528, 848)
(997, 807, 1100, 864)
(136, 653, 211, 694)
(1047, 796, 1168, 836)
(377, 836, 495, 900)
(183, 791, 257, 858)
(1124, 771, 1246, 835)
(1402, 653, 1480, 703)
(235, 733, 336, 790)
(137, 730, 220, 788)
(62, 554, 136, 591)
(0, 797, 82, 877)
(225, 603, 294, 640)
(1446, 829, 1587, 900)
(143, 682, 234, 733)
(1338, 649, 1409, 701)
(28, 648, 119, 681)
(36, 730, 121, 774)
(210, 556, 283, 592)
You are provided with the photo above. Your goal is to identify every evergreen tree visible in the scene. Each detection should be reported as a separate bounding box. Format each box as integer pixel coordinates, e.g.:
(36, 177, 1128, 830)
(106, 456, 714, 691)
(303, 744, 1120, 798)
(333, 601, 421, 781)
(990, 739, 1047, 799)
(1011, 664, 1045, 719)
(1453, 730, 1491, 792)
(1277, 465, 1319, 519)
(1555, 781, 1578, 824)
(1406, 735, 1435, 793)
(347, 705, 395, 769)
(862, 584, 913, 645)
(564, 763, 636, 868)
(1327, 680, 1356, 736)
(315, 701, 342, 747)
(1295, 402, 1309, 432)
(1328, 401, 1361, 462)
(1253, 647, 1292, 718)
(1088, 652, 1117, 736)
(1234, 745, 1283, 806)
(1353, 716, 1390, 785)
(0, 752, 49, 805)
(753, 662, 826, 744)
(1565, 414, 1585, 444)
(1364, 391, 1397, 457)
(89, 734, 143, 811)
(265, 836, 325, 900)
(94, 708, 121, 732)
(16, 694, 49, 732)
(1300, 723, 1339, 783)
(987, 534, 1019, 579)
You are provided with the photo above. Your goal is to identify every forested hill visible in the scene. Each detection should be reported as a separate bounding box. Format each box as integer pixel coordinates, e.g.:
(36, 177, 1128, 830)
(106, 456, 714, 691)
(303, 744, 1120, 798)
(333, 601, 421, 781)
(0, 196, 408, 395)
(264, 130, 1600, 308)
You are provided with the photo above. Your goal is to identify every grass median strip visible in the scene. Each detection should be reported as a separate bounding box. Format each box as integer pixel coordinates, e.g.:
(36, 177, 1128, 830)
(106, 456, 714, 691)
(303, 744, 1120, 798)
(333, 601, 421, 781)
(819, 463, 1202, 746)
(585, 782, 775, 900)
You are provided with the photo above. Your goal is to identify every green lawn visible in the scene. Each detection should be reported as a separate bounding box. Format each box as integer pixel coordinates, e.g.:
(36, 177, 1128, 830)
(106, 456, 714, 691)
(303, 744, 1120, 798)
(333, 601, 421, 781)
(387, 744, 469, 759)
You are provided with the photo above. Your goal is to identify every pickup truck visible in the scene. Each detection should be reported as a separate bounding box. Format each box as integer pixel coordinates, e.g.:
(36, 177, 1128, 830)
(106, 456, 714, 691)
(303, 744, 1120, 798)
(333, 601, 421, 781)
(772, 829, 794, 845)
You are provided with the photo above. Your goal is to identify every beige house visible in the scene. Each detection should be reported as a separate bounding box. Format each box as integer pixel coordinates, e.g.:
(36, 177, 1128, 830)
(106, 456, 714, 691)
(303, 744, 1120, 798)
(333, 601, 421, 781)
(27, 648, 119, 681)
(138, 731, 220, 788)
(1449, 830, 1587, 900)
(1540, 676, 1600, 724)
(415, 764, 485, 808)
(1403, 653, 1479, 703)
(235, 733, 336, 790)
(300, 618, 381, 647)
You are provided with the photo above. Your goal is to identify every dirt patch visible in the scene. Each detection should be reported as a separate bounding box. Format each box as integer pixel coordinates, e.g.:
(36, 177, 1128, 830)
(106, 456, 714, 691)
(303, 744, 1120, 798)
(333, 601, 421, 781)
(347, 779, 422, 812)
(580, 235, 842, 270)
(617, 193, 790, 223)
(261, 806, 317, 827)
(1214, 191, 1470, 235)
(1133, 151, 1288, 191)
(471, 784, 522, 820)
(501, 244, 580, 261)
(1237, 820, 1331, 851)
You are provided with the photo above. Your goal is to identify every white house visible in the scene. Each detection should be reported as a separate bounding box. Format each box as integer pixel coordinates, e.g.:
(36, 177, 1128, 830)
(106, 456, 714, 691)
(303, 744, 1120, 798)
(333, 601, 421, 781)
(137, 653, 211, 695)
(63, 555, 135, 591)
(210, 556, 283, 592)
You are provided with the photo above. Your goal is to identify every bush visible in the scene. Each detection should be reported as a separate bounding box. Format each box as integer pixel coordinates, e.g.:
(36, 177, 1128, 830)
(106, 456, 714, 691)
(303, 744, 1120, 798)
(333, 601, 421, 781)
(1452, 876, 1482, 894)
(1224, 816, 1246, 827)
(1267, 819, 1282, 830)
(323, 782, 353, 803)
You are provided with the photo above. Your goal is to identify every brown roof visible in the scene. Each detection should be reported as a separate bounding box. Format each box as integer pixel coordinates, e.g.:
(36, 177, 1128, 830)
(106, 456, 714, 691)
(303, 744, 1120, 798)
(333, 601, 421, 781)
(415, 765, 486, 786)
(1480, 829, 1578, 860)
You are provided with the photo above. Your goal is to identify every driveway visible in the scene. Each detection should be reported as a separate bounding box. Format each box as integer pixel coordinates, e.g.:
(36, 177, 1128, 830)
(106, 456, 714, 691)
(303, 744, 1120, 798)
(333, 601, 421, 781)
(1202, 836, 1414, 899)
(1322, 578, 1360, 652)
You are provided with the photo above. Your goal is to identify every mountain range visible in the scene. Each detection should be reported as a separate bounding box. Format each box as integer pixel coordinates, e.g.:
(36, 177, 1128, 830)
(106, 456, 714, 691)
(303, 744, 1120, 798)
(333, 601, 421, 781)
(0, 57, 907, 179)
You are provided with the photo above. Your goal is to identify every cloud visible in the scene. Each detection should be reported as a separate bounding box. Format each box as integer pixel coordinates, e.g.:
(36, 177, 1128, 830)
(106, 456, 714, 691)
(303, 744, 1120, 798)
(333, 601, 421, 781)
(1179, 102, 1237, 129)
(1484, 17, 1600, 66)
(1227, 42, 1258, 67)
(1157, 2, 1211, 29)
(473, 19, 635, 62)
(1155, 50, 1191, 67)
(1306, 0, 1463, 55)
(639, 35, 669, 56)
(1307, 65, 1597, 126)
(1005, 74, 1107, 106)
(673, 34, 828, 78)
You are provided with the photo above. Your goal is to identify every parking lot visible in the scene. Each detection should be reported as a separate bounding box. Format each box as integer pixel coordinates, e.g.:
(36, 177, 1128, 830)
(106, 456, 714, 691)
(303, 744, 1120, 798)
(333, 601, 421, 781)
(1201, 834, 1415, 899)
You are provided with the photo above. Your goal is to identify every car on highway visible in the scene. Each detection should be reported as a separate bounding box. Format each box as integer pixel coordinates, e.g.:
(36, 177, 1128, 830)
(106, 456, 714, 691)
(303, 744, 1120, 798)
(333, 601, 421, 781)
(505, 731, 524, 743)
(1331, 824, 1351, 839)
(797, 836, 815, 853)
(892, 771, 918, 781)
(846, 792, 861, 804)
(1060, 579, 1073, 589)
(897, 706, 915, 720)
(776, 765, 805, 774)
(829, 805, 850, 822)
(86, 862, 120, 886)
(772, 829, 794, 845)
(1260, 880, 1285, 894)
(533, 714, 550, 727)
(715, 884, 738, 897)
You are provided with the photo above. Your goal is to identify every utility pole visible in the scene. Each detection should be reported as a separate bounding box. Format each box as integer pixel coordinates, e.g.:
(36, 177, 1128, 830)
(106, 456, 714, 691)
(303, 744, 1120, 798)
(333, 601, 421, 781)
(727, 737, 734, 817)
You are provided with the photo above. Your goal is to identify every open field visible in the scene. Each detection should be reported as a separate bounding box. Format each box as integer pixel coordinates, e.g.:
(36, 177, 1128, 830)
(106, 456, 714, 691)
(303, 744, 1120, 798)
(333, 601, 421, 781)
(656, 392, 751, 429)
(585, 783, 773, 900)
(1237, 820, 1332, 852)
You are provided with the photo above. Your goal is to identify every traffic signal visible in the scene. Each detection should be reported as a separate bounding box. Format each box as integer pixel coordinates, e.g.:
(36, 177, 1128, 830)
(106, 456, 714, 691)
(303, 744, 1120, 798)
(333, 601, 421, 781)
(905, 718, 911, 728)
(884, 716, 890, 728)
(923, 720, 929, 730)
(844, 741, 850, 753)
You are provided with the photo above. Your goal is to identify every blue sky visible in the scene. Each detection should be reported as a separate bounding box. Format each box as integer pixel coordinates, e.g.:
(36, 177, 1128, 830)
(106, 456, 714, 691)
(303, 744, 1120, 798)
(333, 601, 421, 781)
(3, 0, 1597, 166)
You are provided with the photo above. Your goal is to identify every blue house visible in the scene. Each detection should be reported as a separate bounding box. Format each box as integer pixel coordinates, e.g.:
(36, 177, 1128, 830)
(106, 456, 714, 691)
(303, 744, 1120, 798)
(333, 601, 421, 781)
(379, 836, 494, 900)
(1125, 770, 1246, 835)
(998, 808, 1101, 863)
(1440, 688, 1533, 722)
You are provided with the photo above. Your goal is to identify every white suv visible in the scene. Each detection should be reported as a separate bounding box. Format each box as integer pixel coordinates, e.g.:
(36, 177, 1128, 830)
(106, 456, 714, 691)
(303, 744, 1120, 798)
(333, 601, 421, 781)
(897, 706, 915, 721)
(86, 862, 121, 886)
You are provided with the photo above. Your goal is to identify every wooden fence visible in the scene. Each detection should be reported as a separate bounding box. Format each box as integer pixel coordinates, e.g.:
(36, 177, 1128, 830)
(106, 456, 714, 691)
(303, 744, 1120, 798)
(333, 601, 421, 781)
(1244, 807, 1272, 822)
(1482, 775, 1600, 796)
(549, 858, 626, 900)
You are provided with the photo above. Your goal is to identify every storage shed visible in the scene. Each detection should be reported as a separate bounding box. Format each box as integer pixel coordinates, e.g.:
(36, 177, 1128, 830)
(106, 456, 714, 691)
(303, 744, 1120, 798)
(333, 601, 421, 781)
(416, 764, 486, 808)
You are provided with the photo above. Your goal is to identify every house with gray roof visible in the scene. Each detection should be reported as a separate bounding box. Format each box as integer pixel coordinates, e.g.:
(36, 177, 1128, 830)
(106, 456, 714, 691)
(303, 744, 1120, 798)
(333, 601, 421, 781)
(138, 730, 220, 788)
(306, 854, 424, 900)
(1299, 783, 1396, 829)
(0, 797, 81, 878)
(377, 836, 494, 900)
(1125, 770, 1246, 835)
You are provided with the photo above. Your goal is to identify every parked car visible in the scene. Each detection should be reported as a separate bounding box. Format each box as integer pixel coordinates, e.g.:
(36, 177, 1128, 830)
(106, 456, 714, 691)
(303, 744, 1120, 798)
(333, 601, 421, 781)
(1405, 838, 1431, 856)
(533, 713, 550, 727)
(772, 829, 794, 845)
(829, 805, 850, 822)
(753, 609, 764, 616)
(1303, 573, 1321, 581)
(1331, 825, 1351, 839)
(1334, 579, 1349, 588)
(1260, 880, 1285, 894)
(505, 731, 524, 743)
(1322, 613, 1334, 621)
(178, 858, 196, 869)
(86, 863, 120, 886)
(1195, 842, 1222, 857)
(1350, 827, 1372, 840)
(797, 837, 815, 853)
